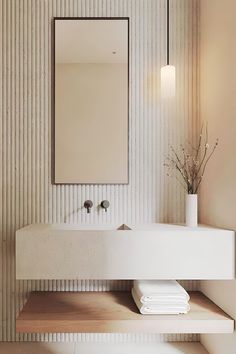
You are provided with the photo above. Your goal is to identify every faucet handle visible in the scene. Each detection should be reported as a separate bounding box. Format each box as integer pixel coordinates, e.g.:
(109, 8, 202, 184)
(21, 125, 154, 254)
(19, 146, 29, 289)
(101, 200, 110, 212)
(84, 200, 93, 214)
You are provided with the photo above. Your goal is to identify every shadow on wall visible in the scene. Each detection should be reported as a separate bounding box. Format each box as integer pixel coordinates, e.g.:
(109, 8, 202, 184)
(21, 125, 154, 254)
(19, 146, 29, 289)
(0, 342, 75, 354)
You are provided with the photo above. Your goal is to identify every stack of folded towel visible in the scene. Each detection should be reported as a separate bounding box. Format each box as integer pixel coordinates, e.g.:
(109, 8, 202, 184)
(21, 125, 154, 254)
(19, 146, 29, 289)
(132, 280, 190, 315)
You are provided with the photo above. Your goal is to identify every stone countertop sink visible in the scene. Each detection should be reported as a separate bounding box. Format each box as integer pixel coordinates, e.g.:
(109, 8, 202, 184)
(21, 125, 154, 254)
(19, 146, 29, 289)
(16, 223, 235, 280)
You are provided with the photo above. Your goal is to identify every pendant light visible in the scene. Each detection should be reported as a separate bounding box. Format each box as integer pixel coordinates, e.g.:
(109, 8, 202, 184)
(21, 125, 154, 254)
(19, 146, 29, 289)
(161, 0, 176, 98)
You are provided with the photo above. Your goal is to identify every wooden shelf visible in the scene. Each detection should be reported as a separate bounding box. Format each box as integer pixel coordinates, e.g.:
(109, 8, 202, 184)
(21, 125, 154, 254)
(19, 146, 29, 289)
(16, 291, 234, 334)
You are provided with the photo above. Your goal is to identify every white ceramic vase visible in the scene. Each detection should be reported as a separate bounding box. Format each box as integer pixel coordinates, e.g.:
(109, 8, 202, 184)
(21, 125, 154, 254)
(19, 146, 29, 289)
(185, 194, 198, 227)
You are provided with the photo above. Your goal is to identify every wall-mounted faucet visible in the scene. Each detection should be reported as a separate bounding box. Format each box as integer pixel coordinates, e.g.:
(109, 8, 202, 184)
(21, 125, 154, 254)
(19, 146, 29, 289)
(101, 200, 110, 212)
(84, 200, 93, 214)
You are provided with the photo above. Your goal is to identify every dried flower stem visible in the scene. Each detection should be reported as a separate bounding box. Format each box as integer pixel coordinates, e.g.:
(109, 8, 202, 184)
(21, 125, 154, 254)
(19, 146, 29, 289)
(164, 124, 218, 194)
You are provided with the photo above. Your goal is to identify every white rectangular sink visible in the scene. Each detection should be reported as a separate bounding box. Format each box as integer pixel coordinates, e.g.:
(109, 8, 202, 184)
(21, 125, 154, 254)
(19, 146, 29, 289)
(16, 223, 235, 280)
(48, 223, 131, 230)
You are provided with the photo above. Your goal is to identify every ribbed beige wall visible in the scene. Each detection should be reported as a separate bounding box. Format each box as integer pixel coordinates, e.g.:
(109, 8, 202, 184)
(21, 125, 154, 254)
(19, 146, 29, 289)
(0, 0, 199, 343)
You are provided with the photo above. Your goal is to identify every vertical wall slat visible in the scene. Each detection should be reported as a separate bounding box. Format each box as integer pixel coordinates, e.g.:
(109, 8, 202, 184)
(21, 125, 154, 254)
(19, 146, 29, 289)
(0, 0, 3, 341)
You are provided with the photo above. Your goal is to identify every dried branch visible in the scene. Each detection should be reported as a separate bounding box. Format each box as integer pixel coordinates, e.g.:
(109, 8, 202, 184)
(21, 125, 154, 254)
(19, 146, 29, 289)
(164, 124, 218, 194)
(194, 139, 219, 193)
(195, 125, 203, 159)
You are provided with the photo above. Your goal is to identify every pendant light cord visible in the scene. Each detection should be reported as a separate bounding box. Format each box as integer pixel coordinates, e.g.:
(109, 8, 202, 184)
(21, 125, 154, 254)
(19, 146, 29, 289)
(167, 0, 169, 65)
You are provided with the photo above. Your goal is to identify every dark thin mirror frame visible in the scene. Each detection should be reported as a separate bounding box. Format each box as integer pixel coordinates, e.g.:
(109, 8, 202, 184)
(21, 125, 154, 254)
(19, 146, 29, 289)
(52, 17, 129, 185)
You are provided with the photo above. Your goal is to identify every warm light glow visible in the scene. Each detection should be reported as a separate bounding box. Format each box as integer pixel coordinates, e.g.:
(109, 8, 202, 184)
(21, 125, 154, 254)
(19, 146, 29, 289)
(161, 65, 176, 98)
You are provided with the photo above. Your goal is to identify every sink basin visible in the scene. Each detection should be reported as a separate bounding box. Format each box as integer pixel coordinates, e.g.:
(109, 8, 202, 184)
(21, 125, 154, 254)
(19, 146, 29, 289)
(49, 223, 131, 231)
(16, 223, 235, 280)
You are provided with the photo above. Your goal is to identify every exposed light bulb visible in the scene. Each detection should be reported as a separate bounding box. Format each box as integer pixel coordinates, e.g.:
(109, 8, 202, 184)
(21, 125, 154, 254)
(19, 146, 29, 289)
(161, 64, 176, 99)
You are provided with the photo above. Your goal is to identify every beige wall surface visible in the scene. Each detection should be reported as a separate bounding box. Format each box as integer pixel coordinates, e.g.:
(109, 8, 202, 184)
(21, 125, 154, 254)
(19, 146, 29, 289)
(55, 63, 128, 183)
(0, 0, 199, 343)
(199, 0, 236, 353)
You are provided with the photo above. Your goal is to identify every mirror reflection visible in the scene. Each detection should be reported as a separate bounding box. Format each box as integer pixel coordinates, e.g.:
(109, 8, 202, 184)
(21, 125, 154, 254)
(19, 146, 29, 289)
(54, 18, 129, 184)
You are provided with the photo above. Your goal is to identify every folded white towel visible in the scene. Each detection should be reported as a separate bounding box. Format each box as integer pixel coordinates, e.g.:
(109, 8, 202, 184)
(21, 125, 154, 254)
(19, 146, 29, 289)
(132, 288, 190, 315)
(133, 280, 190, 304)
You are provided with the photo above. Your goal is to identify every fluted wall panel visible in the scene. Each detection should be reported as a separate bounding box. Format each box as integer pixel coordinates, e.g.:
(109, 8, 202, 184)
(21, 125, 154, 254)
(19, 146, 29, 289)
(0, 0, 200, 342)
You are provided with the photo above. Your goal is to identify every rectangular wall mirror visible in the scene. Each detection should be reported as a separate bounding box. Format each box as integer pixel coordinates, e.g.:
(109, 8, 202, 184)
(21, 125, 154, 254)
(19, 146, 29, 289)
(53, 18, 129, 184)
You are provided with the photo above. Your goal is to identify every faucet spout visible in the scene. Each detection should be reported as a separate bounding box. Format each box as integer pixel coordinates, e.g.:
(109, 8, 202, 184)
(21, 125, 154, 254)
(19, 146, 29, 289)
(84, 200, 93, 214)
